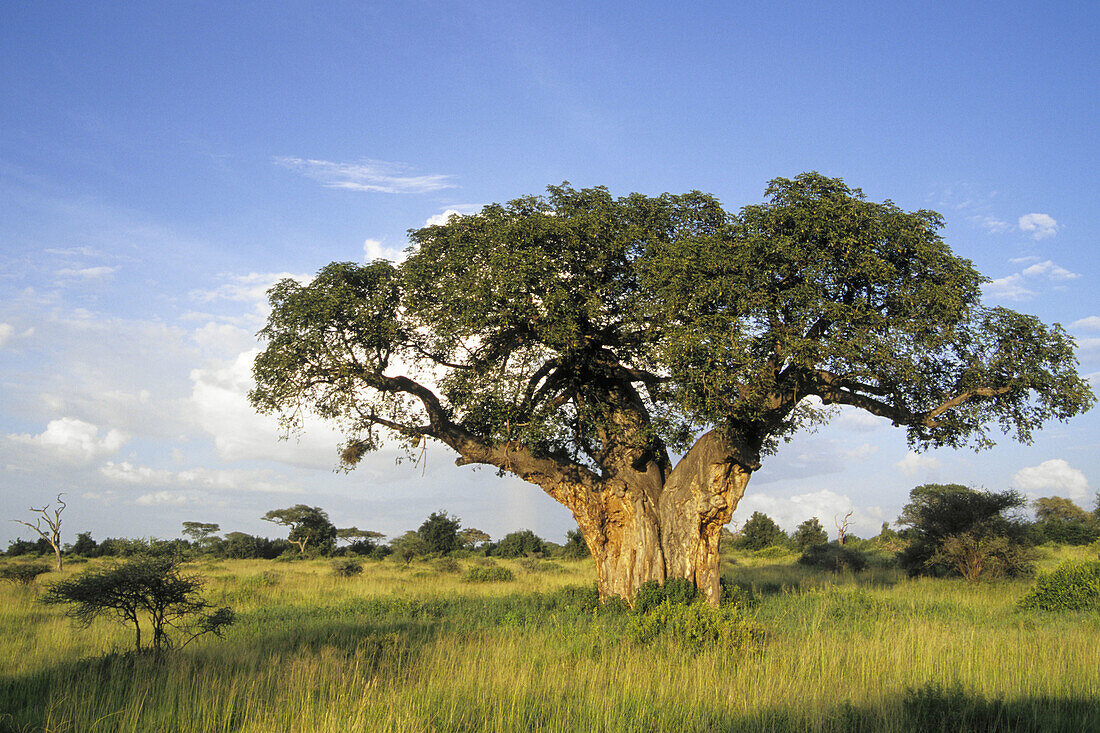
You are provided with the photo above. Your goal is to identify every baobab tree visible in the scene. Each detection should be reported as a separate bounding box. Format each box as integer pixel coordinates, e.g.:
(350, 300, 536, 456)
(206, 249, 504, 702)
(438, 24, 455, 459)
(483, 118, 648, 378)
(250, 173, 1094, 604)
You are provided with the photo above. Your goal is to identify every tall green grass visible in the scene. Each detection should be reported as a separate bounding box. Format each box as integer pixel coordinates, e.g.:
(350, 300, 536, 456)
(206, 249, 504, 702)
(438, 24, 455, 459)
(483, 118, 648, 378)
(1, 550, 1097, 732)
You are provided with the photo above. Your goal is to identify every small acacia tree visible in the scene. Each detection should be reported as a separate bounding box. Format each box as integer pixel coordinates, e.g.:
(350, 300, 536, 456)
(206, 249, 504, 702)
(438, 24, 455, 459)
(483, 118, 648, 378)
(251, 173, 1094, 604)
(11, 494, 66, 571)
(262, 505, 337, 555)
(41, 556, 234, 653)
(737, 512, 787, 551)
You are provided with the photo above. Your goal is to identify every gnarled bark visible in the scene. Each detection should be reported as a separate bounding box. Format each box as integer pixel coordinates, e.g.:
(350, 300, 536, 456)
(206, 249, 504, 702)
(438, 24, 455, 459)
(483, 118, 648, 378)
(552, 430, 754, 606)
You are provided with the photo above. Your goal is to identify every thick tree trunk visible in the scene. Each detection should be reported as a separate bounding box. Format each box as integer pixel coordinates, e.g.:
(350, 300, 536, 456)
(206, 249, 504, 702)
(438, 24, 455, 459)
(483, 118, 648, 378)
(565, 431, 753, 607)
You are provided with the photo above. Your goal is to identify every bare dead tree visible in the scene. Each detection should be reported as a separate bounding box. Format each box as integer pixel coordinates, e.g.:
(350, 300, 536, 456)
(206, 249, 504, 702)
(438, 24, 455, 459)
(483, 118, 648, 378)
(12, 494, 66, 571)
(835, 511, 853, 546)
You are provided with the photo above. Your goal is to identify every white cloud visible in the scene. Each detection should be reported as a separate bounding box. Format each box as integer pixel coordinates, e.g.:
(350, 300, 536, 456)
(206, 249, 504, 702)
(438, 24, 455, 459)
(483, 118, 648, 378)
(1011, 459, 1090, 502)
(894, 450, 940, 476)
(1070, 316, 1100, 331)
(972, 215, 1010, 233)
(101, 461, 174, 485)
(1075, 337, 1100, 356)
(8, 417, 129, 464)
(841, 443, 878, 460)
(135, 491, 199, 506)
(1020, 260, 1079, 282)
(733, 489, 886, 537)
(190, 271, 309, 306)
(1018, 213, 1058, 239)
(424, 209, 467, 227)
(363, 238, 406, 263)
(56, 266, 118, 279)
(274, 157, 454, 194)
(189, 350, 344, 468)
(836, 407, 888, 432)
(0, 323, 12, 348)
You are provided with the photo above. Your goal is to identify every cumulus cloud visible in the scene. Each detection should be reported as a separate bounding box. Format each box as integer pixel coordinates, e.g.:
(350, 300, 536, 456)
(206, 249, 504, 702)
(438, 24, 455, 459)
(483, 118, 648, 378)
(1018, 213, 1058, 240)
(894, 450, 940, 476)
(1070, 316, 1100, 331)
(101, 460, 300, 495)
(1011, 459, 1090, 502)
(981, 259, 1080, 302)
(189, 350, 344, 468)
(1020, 260, 1079, 282)
(0, 323, 13, 349)
(8, 417, 128, 464)
(732, 489, 886, 537)
(836, 407, 888, 432)
(274, 157, 454, 194)
(363, 238, 406, 263)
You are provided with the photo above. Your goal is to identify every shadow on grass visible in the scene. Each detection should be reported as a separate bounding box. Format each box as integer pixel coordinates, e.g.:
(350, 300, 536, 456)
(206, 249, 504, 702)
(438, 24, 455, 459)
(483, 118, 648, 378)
(723, 558, 903, 597)
(425, 683, 1100, 733)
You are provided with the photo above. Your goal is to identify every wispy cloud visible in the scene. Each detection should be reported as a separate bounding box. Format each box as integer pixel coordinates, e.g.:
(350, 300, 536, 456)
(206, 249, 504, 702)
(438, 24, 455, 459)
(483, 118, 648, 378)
(1070, 316, 1100, 331)
(981, 259, 1080, 302)
(894, 450, 940, 476)
(56, 265, 118, 280)
(275, 157, 455, 194)
(1018, 213, 1058, 239)
(971, 215, 1011, 233)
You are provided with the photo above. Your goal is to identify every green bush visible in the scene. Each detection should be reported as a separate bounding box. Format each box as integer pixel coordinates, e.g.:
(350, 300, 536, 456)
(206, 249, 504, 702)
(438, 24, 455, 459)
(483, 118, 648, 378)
(462, 565, 514, 583)
(0, 561, 51, 585)
(633, 577, 699, 614)
(753, 545, 790, 558)
(719, 579, 760, 610)
(628, 601, 764, 652)
(1017, 560, 1100, 611)
(798, 541, 868, 571)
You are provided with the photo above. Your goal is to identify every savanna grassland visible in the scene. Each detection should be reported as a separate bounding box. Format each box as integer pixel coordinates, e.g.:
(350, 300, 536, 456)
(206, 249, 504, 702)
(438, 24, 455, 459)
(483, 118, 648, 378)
(2, 547, 1099, 733)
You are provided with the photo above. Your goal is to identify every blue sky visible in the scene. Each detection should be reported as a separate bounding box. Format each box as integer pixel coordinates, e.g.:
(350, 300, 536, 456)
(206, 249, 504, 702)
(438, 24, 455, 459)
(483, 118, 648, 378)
(1, 1, 1097, 547)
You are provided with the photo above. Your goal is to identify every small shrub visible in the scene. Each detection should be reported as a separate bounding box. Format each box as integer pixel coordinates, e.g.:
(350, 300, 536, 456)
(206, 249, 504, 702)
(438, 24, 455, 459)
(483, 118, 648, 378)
(628, 601, 764, 652)
(798, 541, 868, 571)
(462, 566, 514, 583)
(1017, 560, 1100, 611)
(633, 577, 699, 614)
(332, 559, 363, 577)
(432, 557, 461, 574)
(719, 579, 759, 610)
(0, 561, 51, 585)
(552, 583, 600, 613)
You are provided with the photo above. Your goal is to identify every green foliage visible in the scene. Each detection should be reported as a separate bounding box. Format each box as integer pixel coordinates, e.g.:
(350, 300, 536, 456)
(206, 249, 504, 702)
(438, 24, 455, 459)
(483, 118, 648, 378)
(250, 175, 1093, 489)
(70, 531, 98, 556)
(262, 505, 337, 556)
(462, 565, 514, 583)
(1034, 496, 1091, 523)
(40, 556, 235, 653)
(792, 517, 828, 550)
(417, 511, 461, 555)
(562, 528, 590, 559)
(628, 601, 765, 652)
(1017, 560, 1100, 611)
(798, 542, 869, 572)
(331, 559, 363, 578)
(736, 512, 788, 551)
(493, 529, 545, 558)
(633, 577, 699, 614)
(432, 557, 461, 574)
(389, 531, 430, 564)
(897, 484, 1034, 578)
(0, 560, 51, 585)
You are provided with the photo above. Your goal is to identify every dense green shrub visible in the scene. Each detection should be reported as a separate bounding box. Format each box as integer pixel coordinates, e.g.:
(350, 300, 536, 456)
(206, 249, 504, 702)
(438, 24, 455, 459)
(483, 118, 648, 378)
(418, 511, 461, 555)
(628, 601, 764, 651)
(462, 565, 514, 583)
(1035, 519, 1100, 546)
(0, 561, 51, 585)
(792, 517, 828, 549)
(719, 579, 760, 610)
(633, 578, 699, 614)
(493, 529, 545, 558)
(798, 541, 868, 571)
(332, 559, 363, 577)
(897, 484, 1034, 578)
(1017, 560, 1100, 611)
(735, 512, 788, 551)
(432, 557, 461, 573)
(561, 528, 590, 558)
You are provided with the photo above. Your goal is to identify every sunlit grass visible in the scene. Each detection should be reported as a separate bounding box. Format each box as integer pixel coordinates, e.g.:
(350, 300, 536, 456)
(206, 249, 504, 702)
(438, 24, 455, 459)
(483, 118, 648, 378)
(1, 549, 1098, 732)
